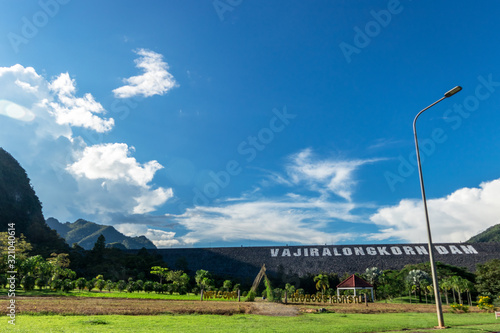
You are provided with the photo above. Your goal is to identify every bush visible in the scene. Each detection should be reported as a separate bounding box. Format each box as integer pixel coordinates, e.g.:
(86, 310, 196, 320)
(51, 279, 63, 291)
(477, 296, 496, 312)
(22, 275, 36, 291)
(62, 279, 74, 292)
(245, 290, 256, 302)
(450, 303, 469, 313)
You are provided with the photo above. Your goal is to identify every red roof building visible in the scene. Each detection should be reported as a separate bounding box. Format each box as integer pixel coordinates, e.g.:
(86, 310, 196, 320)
(336, 274, 374, 301)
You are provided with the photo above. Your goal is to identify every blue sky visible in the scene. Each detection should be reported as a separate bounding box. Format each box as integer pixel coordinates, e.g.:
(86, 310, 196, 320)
(1, 0, 500, 248)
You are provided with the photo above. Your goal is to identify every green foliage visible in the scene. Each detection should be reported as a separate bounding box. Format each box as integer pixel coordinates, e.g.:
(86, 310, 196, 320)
(475, 259, 500, 296)
(467, 223, 500, 243)
(51, 278, 63, 291)
(21, 275, 36, 291)
(150, 266, 169, 284)
(450, 303, 469, 313)
(95, 279, 106, 292)
(62, 279, 74, 292)
(245, 290, 256, 302)
(313, 274, 330, 294)
(195, 269, 213, 290)
(116, 280, 126, 292)
(264, 276, 274, 301)
(85, 280, 95, 292)
(476, 295, 496, 312)
(75, 277, 87, 291)
(223, 279, 232, 292)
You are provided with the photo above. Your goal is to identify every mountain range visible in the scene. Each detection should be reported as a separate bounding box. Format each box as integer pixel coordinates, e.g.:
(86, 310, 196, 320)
(46, 217, 157, 250)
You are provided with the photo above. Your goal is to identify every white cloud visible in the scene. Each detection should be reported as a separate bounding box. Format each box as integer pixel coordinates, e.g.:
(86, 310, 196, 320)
(68, 143, 163, 187)
(174, 198, 358, 246)
(115, 223, 180, 248)
(0, 64, 170, 221)
(285, 148, 380, 201)
(67, 143, 173, 215)
(369, 178, 500, 243)
(113, 49, 178, 98)
(46, 73, 114, 132)
(133, 187, 174, 214)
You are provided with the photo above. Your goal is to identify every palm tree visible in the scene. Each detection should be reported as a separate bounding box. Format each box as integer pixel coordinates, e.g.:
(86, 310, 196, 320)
(450, 276, 463, 304)
(462, 279, 474, 306)
(314, 274, 330, 297)
(406, 270, 430, 303)
(440, 278, 452, 305)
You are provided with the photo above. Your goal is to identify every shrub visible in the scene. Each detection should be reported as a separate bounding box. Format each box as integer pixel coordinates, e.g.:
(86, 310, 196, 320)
(245, 290, 256, 302)
(477, 296, 496, 312)
(61, 279, 74, 292)
(22, 275, 36, 291)
(450, 303, 469, 313)
(116, 280, 126, 292)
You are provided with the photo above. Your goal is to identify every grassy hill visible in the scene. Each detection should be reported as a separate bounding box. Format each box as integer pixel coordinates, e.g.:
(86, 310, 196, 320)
(47, 217, 157, 250)
(467, 224, 500, 243)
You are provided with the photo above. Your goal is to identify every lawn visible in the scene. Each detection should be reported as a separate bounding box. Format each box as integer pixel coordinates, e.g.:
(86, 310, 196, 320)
(4, 312, 498, 333)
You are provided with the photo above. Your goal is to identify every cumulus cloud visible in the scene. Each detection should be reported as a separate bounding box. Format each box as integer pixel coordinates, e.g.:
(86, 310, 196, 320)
(285, 148, 381, 201)
(68, 143, 163, 187)
(369, 178, 500, 243)
(67, 143, 173, 215)
(46, 73, 114, 132)
(113, 49, 178, 98)
(0, 64, 171, 222)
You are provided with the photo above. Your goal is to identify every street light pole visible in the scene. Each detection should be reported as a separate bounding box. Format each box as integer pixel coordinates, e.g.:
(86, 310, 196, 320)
(413, 85, 461, 329)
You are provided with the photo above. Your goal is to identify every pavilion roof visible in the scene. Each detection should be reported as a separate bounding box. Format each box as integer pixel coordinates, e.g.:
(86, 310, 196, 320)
(336, 274, 373, 288)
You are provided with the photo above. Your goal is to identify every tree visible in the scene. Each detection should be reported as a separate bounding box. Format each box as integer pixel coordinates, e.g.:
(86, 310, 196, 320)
(21, 275, 36, 291)
(116, 280, 126, 292)
(406, 269, 430, 303)
(92, 235, 106, 253)
(364, 267, 382, 286)
(475, 259, 500, 297)
(313, 274, 330, 296)
(62, 279, 74, 292)
(75, 277, 87, 291)
(95, 279, 106, 292)
(143, 281, 154, 293)
(440, 278, 452, 305)
(0, 232, 32, 274)
(150, 266, 169, 284)
(51, 279, 63, 291)
(85, 280, 95, 292)
(105, 280, 114, 292)
(195, 270, 213, 291)
(223, 280, 232, 292)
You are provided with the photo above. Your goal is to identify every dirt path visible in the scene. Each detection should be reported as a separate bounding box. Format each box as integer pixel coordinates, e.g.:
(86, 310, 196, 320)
(250, 301, 300, 316)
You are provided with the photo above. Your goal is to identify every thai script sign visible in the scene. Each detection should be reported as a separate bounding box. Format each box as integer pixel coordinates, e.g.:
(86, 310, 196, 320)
(289, 292, 364, 304)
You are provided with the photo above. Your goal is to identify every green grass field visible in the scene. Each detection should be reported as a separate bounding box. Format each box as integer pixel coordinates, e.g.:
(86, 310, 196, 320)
(4, 312, 499, 333)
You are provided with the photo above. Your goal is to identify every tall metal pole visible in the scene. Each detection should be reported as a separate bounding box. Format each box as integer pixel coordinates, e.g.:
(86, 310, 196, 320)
(413, 86, 461, 329)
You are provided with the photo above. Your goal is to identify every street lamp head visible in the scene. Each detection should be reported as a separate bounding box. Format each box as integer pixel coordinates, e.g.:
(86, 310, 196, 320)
(444, 86, 462, 98)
